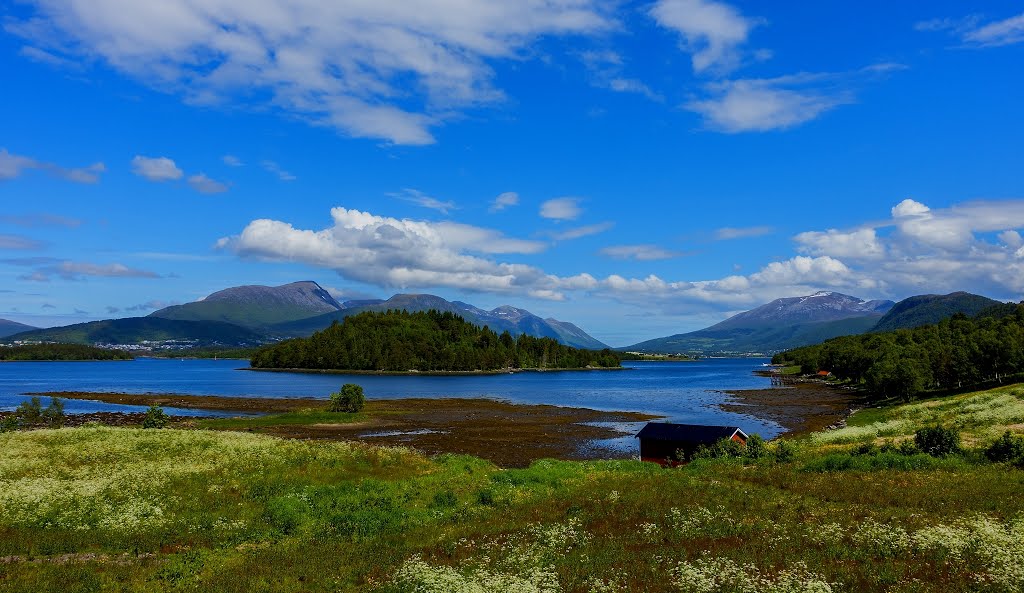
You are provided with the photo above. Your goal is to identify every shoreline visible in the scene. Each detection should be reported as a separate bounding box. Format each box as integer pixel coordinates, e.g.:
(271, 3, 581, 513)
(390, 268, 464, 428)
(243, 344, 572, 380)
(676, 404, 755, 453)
(716, 380, 863, 436)
(27, 391, 657, 468)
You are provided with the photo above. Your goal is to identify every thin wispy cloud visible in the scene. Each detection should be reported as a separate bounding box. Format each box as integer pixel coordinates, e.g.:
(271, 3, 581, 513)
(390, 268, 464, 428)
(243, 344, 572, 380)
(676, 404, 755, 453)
(390, 189, 457, 214)
(0, 148, 105, 184)
(10, 0, 613, 145)
(489, 191, 519, 213)
(262, 160, 296, 181)
(0, 234, 46, 250)
(0, 213, 82, 228)
(2, 257, 163, 282)
(715, 226, 773, 240)
(917, 12, 1024, 47)
(222, 155, 243, 167)
(550, 222, 614, 240)
(599, 244, 685, 261)
(187, 173, 229, 194)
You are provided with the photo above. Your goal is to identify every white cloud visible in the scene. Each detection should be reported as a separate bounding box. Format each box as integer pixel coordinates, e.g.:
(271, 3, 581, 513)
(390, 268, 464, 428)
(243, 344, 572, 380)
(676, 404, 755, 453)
(599, 244, 683, 261)
(715, 225, 773, 240)
(0, 148, 105, 184)
(540, 197, 583, 220)
(489, 191, 519, 213)
(391, 188, 457, 214)
(795, 228, 885, 259)
(649, 0, 761, 73)
(918, 12, 1024, 47)
(2, 257, 162, 282)
(131, 155, 183, 182)
(579, 50, 663, 101)
(188, 173, 229, 194)
(11, 0, 612, 145)
(261, 160, 296, 181)
(222, 155, 243, 167)
(687, 74, 850, 133)
(550, 222, 614, 240)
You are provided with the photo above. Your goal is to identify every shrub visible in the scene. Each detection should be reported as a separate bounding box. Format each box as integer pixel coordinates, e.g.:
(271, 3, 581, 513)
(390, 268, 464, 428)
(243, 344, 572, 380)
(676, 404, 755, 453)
(328, 383, 365, 413)
(0, 415, 20, 433)
(745, 434, 768, 459)
(691, 438, 745, 460)
(41, 398, 64, 428)
(772, 440, 798, 463)
(14, 396, 43, 423)
(914, 425, 961, 457)
(984, 431, 1024, 463)
(142, 405, 170, 429)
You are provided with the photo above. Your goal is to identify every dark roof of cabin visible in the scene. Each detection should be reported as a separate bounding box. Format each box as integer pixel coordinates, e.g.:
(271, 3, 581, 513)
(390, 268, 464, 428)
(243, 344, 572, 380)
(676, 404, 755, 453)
(636, 422, 746, 444)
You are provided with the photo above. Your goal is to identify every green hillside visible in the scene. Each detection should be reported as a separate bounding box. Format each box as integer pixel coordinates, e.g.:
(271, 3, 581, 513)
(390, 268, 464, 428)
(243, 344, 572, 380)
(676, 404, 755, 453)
(0, 343, 133, 361)
(251, 309, 620, 371)
(6, 317, 264, 347)
(872, 292, 1002, 332)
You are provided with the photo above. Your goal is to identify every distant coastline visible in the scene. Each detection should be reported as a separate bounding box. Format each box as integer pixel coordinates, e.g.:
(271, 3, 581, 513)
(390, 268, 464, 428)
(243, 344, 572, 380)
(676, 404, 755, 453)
(243, 366, 628, 376)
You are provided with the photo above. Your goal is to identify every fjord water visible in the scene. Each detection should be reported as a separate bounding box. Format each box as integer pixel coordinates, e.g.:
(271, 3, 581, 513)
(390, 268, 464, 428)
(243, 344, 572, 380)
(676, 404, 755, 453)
(0, 358, 779, 436)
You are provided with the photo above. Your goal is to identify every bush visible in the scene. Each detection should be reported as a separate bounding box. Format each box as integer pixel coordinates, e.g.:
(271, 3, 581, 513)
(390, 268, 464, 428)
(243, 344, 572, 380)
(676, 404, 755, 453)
(14, 396, 43, 423)
(915, 425, 961, 457)
(142, 405, 170, 429)
(328, 384, 365, 413)
(984, 431, 1024, 463)
(744, 434, 768, 459)
(0, 415, 20, 433)
(691, 438, 745, 460)
(41, 398, 64, 428)
(772, 440, 798, 463)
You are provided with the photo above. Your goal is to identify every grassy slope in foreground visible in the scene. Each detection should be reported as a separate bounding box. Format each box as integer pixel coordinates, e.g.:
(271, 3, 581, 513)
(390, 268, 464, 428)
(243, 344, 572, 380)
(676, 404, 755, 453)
(4, 384, 1024, 591)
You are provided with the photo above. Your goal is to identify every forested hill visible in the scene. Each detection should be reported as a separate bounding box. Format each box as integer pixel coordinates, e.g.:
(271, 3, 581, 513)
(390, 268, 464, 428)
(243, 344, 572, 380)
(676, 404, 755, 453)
(0, 344, 133, 361)
(774, 304, 1024, 400)
(250, 310, 621, 372)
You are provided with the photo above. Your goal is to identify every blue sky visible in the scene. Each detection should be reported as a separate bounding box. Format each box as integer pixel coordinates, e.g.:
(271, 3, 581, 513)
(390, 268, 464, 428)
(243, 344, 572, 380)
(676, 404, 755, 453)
(1, 1, 1023, 346)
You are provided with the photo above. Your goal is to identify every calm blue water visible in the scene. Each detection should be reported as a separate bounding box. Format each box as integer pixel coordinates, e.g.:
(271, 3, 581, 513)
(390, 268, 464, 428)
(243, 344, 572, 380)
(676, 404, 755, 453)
(0, 358, 779, 437)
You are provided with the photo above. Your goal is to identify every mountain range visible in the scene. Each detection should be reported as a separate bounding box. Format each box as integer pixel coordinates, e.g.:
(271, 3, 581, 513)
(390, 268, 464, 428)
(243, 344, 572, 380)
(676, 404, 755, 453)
(626, 290, 1013, 355)
(4, 281, 608, 350)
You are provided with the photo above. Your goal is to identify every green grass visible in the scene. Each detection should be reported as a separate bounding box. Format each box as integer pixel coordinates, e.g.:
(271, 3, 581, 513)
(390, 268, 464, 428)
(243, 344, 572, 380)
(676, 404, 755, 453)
(5, 387, 1024, 592)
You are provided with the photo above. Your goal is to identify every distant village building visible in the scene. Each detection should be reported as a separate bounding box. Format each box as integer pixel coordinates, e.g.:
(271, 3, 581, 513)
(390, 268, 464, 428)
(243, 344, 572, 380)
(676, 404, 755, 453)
(636, 422, 748, 465)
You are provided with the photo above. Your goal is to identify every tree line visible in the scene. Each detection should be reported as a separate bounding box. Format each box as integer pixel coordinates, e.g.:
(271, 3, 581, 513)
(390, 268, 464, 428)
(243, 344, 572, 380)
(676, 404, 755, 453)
(250, 309, 621, 372)
(773, 304, 1024, 400)
(0, 344, 133, 361)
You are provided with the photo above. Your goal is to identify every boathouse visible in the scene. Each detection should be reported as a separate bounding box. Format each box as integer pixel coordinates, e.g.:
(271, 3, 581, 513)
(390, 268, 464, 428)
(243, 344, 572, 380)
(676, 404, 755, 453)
(636, 422, 748, 465)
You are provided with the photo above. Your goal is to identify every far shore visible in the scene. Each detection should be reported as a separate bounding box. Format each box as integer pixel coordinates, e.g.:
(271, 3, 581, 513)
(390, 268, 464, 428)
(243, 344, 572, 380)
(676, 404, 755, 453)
(243, 365, 628, 376)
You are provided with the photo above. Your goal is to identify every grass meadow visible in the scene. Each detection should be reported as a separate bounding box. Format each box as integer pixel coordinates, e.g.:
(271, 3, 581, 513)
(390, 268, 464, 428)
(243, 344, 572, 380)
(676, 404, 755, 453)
(4, 385, 1024, 591)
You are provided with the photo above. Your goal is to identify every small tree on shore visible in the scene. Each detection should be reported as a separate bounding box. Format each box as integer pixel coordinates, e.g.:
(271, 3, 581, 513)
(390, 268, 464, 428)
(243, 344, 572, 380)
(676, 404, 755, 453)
(328, 384, 365, 413)
(142, 405, 170, 429)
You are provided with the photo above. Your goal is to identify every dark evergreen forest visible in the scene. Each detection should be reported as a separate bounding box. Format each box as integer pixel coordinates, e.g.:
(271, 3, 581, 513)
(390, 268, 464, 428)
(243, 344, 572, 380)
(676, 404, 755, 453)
(0, 344, 133, 361)
(774, 305, 1024, 400)
(250, 310, 621, 371)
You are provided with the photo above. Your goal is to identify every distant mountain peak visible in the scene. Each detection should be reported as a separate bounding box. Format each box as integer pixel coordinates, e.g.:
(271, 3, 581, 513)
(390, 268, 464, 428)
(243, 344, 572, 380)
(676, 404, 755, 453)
(151, 281, 344, 328)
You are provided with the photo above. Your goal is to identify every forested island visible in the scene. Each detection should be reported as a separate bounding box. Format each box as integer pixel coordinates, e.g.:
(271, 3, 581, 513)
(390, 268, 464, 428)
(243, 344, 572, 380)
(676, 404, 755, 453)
(775, 303, 1024, 399)
(0, 343, 133, 361)
(250, 309, 621, 372)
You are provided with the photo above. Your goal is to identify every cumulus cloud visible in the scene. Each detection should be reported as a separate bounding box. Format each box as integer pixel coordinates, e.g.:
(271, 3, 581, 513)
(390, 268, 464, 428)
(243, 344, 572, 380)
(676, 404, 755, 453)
(131, 156, 184, 182)
(540, 197, 583, 221)
(599, 244, 684, 261)
(489, 191, 520, 213)
(11, 1, 612, 145)
(649, 0, 761, 73)
(391, 188, 457, 214)
(188, 173, 229, 194)
(0, 148, 105, 183)
(795, 228, 885, 259)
